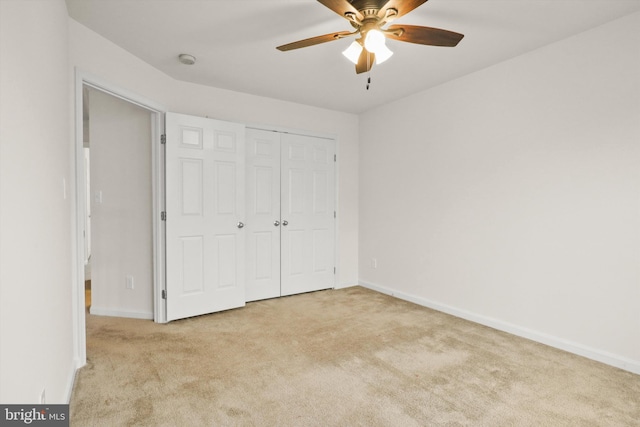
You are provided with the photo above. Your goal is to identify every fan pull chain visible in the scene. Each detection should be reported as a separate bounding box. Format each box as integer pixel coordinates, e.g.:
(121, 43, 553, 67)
(366, 52, 372, 90)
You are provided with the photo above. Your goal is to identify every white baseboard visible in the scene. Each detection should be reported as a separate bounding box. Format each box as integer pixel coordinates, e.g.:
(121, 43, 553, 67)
(359, 280, 640, 376)
(65, 360, 79, 404)
(89, 306, 153, 320)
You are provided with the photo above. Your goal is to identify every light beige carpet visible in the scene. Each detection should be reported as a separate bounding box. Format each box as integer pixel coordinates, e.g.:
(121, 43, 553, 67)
(70, 286, 640, 426)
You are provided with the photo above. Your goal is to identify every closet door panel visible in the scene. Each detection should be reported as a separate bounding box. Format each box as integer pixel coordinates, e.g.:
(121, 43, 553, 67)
(245, 129, 282, 301)
(281, 133, 336, 296)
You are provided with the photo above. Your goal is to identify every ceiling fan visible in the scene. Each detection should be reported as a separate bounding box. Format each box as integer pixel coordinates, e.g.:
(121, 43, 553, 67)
(276, 0, 464, 74)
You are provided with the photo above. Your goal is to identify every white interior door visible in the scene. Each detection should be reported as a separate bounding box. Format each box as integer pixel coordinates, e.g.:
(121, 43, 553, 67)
(281, 133, 336, 296)
(245, 129, 282, 302)
(165, 112, 246, 321)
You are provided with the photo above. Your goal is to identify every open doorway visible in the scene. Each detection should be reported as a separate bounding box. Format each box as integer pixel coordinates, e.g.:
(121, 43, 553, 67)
(73, 73, 166, 368)
(83, 86, 155, 319)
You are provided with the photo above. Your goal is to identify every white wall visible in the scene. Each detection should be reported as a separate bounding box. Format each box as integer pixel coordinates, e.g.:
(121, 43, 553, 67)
(0, 0, 75, 403)
(359, 12, 640, 373)
(68, 18, 360, 288)
(88, 88, 154, 318)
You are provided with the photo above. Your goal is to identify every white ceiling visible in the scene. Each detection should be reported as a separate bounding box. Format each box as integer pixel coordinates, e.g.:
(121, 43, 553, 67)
(65, 0, 640, 114)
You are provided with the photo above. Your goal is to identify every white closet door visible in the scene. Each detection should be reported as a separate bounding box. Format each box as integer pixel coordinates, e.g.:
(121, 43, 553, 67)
(245, 129, 282, 302)
(165, 113, 246, 321)
(280, 133, 336, 296)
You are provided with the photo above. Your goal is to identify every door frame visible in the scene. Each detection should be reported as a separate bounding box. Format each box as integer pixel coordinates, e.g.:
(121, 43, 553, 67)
(72, 69, 167, 368)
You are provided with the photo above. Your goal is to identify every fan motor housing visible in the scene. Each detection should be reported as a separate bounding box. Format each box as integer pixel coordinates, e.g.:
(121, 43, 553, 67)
(349, 0, 386, 12)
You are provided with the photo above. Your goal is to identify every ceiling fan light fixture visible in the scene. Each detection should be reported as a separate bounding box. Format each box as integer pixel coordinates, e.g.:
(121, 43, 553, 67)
(364, 29, 393, 64)
(275, 0, 464, 75)
(364, 30, 386, 54)
(342, 41, 363, 64)
(374, 44, 393, 64)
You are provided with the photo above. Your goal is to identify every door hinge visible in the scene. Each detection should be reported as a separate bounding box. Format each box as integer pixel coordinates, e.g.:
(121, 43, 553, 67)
(161, 211, 167, 221)
(161, 134, 166, 145)
(162, 289, 167, 299)
(334, 267, 336, 275)
(334, 211, 336, 218)
(334, 154, 337, 162)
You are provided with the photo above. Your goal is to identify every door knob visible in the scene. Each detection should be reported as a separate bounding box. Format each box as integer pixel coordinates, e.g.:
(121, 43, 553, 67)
(237, 222, 245, 229)
(274, 220, 280, 226)
(282, 220, 288, 226)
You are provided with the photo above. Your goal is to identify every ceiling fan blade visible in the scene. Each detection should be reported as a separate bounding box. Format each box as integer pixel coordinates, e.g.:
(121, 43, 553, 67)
(378, 0, 429, 20)
(386, 25, 464, 47)
(355, 49, 375, 74)
(277, 31, 353, 51)
(317, 0, 364, 21)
